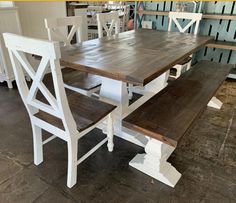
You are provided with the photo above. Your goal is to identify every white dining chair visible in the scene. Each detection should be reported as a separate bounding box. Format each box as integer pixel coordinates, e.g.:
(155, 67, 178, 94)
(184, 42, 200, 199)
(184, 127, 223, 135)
(97, 11, 120, 38)
(3, 33, 116, 188)
(105, 4, 130, 32)
(105, 3, 124, 10)
(45, 16, 102, 97)
(168, 12, 203, 79)
(87, 6, 103, 39)
(74, 8, 88, 42)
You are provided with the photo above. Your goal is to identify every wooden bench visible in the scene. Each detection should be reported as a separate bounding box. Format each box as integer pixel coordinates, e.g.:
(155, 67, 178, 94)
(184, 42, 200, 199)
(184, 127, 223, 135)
(206, 40, 236, 79)
(123, 61, 233, 187)
(206, 40, 236, 51)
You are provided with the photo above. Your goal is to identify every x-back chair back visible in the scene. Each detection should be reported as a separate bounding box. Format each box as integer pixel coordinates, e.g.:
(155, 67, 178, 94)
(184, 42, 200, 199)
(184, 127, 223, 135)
(45, 16, 83, 46)
(45, 16, 102, 97)
(168, 12, 202, 35)
(3, 33, 76, 136)
(168, 12, 203, 79)
(3, 33, 115, 188)
(97, 12, 120, 38)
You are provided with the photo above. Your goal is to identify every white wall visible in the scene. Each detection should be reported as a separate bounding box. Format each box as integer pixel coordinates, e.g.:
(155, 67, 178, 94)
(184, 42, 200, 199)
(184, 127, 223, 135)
(0, 2, 14, 7)
(15, 2, 67, 39)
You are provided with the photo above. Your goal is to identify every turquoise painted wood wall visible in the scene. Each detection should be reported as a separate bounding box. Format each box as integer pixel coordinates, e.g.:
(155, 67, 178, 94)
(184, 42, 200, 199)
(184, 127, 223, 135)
(143, 1, 236, 65)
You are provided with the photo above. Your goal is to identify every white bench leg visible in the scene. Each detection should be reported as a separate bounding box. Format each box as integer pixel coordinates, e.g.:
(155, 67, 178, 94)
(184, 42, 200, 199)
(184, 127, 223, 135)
(129, 138, 181, 187)
(207, 96, 223, 109)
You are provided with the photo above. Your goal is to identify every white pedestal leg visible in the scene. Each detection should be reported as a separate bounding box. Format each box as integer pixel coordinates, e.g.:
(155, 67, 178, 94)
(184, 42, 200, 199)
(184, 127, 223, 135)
(99, 74, 169, 147)
(100, 77, 129, 135)
(129, 138, 181, 188)
(207, 96, 223, 109)
(127, 72, 169, 96)
(145, 72, 169, 94)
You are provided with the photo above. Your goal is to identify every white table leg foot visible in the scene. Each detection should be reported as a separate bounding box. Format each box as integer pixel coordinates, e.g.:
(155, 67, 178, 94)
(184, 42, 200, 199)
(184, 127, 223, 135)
(208, 96, 223, 109)
(129, 138, 181, 188)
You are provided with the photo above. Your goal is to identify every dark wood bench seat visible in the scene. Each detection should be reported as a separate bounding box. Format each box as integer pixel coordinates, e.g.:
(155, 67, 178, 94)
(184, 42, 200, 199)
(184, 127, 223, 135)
(206, 40, 236, 51)
(206, 40, 236, 79)
(123, 61, 233, 147)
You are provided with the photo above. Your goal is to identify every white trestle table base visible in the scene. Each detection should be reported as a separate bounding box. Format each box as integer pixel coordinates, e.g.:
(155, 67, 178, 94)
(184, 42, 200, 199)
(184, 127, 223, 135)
(97, 72, 182, 187)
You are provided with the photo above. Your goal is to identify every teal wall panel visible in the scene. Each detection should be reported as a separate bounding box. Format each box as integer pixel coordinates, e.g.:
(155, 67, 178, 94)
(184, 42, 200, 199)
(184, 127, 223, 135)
(143, 1, 236, 65)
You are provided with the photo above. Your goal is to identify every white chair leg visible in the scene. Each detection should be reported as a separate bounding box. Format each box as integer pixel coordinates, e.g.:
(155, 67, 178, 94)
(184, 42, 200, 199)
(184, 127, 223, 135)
(7, 80, 13, 89)
(107, 114, 114, 152)
(32, 124, 43, 165)
(67, 138, 78, 188)
(129, 138, 181, 187)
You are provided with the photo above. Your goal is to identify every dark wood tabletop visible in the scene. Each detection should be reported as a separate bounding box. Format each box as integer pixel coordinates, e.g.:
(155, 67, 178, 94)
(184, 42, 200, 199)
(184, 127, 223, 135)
(60, 29, 213, 86)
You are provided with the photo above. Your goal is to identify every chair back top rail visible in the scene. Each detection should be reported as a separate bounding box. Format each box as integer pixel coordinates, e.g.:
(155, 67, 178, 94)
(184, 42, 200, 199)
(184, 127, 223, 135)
(168, 12, 203, 35)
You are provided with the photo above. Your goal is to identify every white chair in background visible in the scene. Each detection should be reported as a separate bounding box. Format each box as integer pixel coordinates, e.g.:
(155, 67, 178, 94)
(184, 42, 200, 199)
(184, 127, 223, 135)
(119, 5, 130, 32)
(45, 16, 82, 46)
(3, 33, 116, 188)
(74, 8, 88, 42)
(97, 12, 120, 38)
(168, 12, 203, 79)
(87, 6, 103, 39)
(105, 3, 124, 10)
(45, 16, 102, 97)
(105, 3, 130, 32)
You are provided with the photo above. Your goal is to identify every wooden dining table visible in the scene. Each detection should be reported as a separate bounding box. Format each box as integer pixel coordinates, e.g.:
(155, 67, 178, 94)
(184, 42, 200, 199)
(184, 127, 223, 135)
(60, 29, 213, 147)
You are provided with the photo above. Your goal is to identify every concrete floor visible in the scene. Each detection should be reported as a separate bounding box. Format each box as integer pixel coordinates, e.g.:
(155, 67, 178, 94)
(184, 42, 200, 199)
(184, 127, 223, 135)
(0, 79, 236, 203)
